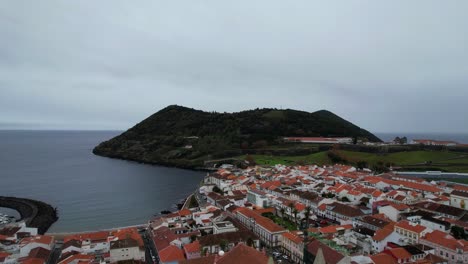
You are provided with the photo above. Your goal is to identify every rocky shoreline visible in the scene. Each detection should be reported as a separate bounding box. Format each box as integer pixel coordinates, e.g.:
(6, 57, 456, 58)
(0, 196, 58, 234)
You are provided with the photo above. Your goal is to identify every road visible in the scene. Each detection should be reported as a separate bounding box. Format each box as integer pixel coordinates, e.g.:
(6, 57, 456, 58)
(194, 188, 207, 208)
(47, 241, 63, 264)
(140, 228, 159, 264)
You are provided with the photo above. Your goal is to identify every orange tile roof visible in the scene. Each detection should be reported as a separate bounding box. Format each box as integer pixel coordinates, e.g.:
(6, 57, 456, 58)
(179, 209, 192, 217)
(58, 254, 94, 264)
(453, 184, 468, 192)
(20, 236, 54, 246)
(395, 220, 426, 234)
(21, 258, 45, 264)
(422, 230, 468, 251)
(295, 203, 306, 212)
(64, 231, 110, 243)
(183, 241, 200, 254)
(370, 253, 397, 264)
(388, 247, 412, 260)
(319, 225, 352, 234)
(282, 232, 302, 244)
(237, 208, 286, 233)
(113, 228, 144, 247)
(159, 245, 185, 263)
(317, 204, 327, 211)
(217, 243, 268, 264)
(373, 227, 394, 241)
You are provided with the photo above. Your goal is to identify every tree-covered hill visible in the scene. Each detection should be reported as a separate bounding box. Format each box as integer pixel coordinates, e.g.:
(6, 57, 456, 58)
(93, 105, 381, 169)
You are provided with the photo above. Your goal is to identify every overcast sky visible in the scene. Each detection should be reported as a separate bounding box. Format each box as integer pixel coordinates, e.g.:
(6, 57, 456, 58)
(1, 1, 467, 132)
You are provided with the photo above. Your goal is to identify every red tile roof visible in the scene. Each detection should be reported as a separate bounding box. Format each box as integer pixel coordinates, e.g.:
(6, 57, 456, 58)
(20, 236, 54, 246)
(159, 245, 185, 263)
(319, 225, 352, 234)
(183, 241, 200, 254)
(236, 208, 286, 233)
(370, 253, 397, 264)
(386, 247, 412, 260)
(306, 239, 344, 264)
(58, 254, 94, 264)
(282, 232, 302, 244)
(113, 228, 144, 247)
(179, 209, 192, 217)
(395, 221, 426, 234)
(64, 231, 110, 243)
(422, 230, 468, 251)
(217, 243, 268, 264)
(373, 227, 394, 242)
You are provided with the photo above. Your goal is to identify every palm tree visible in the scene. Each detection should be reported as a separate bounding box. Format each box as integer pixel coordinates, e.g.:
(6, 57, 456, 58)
(292, 208, 299, 224)
(280, 208, 286, 219)
(304, 206, 312, 229)
(288, 202, 295, 220)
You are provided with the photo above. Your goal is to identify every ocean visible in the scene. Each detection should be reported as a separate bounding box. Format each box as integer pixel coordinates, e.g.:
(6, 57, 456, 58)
(0, 130, 205, 233)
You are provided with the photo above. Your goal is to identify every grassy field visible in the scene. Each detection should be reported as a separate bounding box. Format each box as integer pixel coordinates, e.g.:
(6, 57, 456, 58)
(429, 178, 468, 184)
(238, 150, 468, 172)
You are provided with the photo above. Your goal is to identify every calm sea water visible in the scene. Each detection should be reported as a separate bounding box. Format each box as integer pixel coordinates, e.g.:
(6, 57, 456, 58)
(0, 131, 205, 233)
(376, 132, 468, 144)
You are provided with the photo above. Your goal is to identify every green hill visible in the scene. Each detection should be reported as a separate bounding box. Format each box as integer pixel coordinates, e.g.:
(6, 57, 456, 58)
(93, 105, 381, 169)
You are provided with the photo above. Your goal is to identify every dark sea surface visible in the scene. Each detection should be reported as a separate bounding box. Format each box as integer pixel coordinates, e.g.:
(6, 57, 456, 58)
(0, 130, 205, 233)
(375, 132, 468, 144)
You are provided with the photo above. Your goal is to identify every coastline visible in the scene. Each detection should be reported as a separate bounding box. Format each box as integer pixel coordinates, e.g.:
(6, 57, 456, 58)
(45, 191, 197, 239)
(0, 196, 58, 234)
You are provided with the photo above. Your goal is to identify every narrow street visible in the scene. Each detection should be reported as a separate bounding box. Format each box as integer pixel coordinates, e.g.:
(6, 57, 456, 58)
(140, 228, 158, 264)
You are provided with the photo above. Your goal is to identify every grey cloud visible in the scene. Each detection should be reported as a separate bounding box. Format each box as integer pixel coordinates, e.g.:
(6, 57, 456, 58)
(0, 0, 467, 132)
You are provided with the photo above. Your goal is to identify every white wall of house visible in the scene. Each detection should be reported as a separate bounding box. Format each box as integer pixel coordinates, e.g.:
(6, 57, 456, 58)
(20, 243, 51, 257)
(450, 194, 468, 209)
(110, 246, 144, 262)
(378, 206, 400, 222)
(371, 231, 401, 253)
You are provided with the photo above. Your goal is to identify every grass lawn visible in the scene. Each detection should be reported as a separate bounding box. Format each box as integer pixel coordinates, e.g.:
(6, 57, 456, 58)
(238, 152, 330, 166)
(237, 150, 468, 173)
(262, 213, 297, 231)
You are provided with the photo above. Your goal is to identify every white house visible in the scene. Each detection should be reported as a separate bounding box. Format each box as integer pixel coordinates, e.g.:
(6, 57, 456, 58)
(110, 238, 145, 263)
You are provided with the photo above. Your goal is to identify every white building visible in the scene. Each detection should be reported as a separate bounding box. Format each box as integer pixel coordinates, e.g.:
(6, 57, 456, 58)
(109, 238, 145, 263)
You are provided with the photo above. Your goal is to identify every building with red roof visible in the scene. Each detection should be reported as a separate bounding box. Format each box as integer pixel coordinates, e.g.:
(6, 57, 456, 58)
(382, 247, 412, 264)
(183, 241, 200, 260)
(420, 230, 468, 264)
(235, 208, 286, 248)
(159, 245, 185, 263)
(394, 221, 428, 244)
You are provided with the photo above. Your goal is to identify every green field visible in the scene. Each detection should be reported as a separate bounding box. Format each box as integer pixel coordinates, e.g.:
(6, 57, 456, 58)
(238, 150, 468, 173)
(429, 178, 468, 184)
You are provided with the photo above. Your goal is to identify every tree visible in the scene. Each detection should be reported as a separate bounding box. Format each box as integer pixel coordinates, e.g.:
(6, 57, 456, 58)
(287, 202, 295, 220)
(341, 197, 350, 202)
(292, 208, 299, 224)
(213, 186, 223, 194)
(303, 206, 312, 229)
(246, 237, 254, 248)
(356, 160, 368, 170)
(451, 226, 467, 240)
(190, 235, 197, 243)
(220, 239, 228, 251)
(245, 154, 256, 166)
(401, 137, 408, 144)
(280, 208, 286, 219)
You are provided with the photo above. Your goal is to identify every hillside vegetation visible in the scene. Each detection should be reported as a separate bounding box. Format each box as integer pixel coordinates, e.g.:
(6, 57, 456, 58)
(93, 105, 381, 169)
